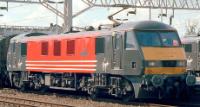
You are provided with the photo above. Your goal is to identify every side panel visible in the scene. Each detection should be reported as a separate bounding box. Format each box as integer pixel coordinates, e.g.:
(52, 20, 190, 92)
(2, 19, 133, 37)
(95, 35, 113, 74)
(184, 42, 198, 71)
(123, 31, 143, 75)
(196, 41, 200, 71)
(20, 43, 27, 71)
(123, 50, 143, 75)
(110, 32, 125, 74)
(0, 38, 6, 71)
(26, 37, 96, 73)
(95, 36, 106, 73)
(7, 43, 12, 71)
(96, 31, 143, 75)
(112, 33, 123, 69)
(7, 42, 16, 71)
(7, 42, 27, 71)
(1, 36, 16, 70)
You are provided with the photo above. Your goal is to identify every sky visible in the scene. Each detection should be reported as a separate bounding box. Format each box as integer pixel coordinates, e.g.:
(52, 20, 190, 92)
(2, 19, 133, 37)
(1, 1, 200, 36)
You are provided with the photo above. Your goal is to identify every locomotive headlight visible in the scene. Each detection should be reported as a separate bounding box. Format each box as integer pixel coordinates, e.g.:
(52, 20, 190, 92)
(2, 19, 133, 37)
(149, 61, 156, 67)
(146, 61, 161, 67)
(186, 75, 196, 86)
(177, 61, 186, 67)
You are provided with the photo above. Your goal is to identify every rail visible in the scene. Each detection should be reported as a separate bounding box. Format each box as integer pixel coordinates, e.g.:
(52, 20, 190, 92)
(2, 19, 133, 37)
(0, 95, 74, 107)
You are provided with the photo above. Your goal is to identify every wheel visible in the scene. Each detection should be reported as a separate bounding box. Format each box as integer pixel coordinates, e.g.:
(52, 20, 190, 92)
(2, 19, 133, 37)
(120, 79, 135, 102)
(20, 82, 27, 92)
(121, 90, 135, 102)
(32, 74, 44, 91)
(40, 85, 49, 94)
(89, 87, 100, 100)
(12, 73, 21, 89)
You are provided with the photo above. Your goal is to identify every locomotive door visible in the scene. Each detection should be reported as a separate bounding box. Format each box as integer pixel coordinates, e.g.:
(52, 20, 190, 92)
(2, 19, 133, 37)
(112, 32, 122, 69)
(7, 42, 17, 71)
(11, 42, 18, 70)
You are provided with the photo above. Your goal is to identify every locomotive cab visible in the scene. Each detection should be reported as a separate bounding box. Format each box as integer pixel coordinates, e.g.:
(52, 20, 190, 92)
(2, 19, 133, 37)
(181, 35, 200, 85)
(116, 21, 195, 99)
(135, 30, 190, 96)
(136, 30, 186, 75)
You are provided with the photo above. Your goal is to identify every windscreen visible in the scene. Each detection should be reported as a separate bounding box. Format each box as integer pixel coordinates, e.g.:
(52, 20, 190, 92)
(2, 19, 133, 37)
(135, 31, 180, 47)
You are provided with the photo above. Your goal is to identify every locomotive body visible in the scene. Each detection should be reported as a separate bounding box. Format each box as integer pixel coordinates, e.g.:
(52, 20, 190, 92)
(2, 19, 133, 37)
(6, 21, 194, 100)
(0, 35, 17, 87)
(182, 36, 200, 75)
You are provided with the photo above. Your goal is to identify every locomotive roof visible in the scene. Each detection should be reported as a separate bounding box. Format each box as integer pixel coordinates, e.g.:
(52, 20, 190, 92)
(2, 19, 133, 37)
(10, 31, 105, 43)
(181, 35, 200, 43)
(115, 21, 176, 31)
(11, 21, 176, 43)
(0, 34, 16, 41)
(10, 32, 48, 43)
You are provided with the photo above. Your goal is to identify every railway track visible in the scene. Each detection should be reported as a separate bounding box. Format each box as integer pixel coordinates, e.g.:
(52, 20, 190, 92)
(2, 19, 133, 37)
(0, 94, 74, 107)
(0, 88, 193, 107)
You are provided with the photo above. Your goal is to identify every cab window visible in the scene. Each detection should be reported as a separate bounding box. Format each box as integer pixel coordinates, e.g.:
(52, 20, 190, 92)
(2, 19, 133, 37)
(95, 37, 105, 54)
(12, 42, 16, 52)
(199, 41, 200, 52)
(21, 43, 27, 56)
(136, 31, 161, 46)
(183, 44, 192, 52)
(135, 31, 180, 47)
(125, 31, 135, 50)
(160, 32, 180, 47)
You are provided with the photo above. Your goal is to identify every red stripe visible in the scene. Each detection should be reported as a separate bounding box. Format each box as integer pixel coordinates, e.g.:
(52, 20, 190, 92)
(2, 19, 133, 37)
(27, 66, 95, 68)
(26, 62, 96, 64)
(27, 69, 94, 73)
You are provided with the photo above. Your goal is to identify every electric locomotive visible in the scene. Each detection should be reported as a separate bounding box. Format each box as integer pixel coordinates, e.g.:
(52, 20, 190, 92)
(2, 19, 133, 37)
(182, 35, 200, 80)
(6, 21, 195, 100)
